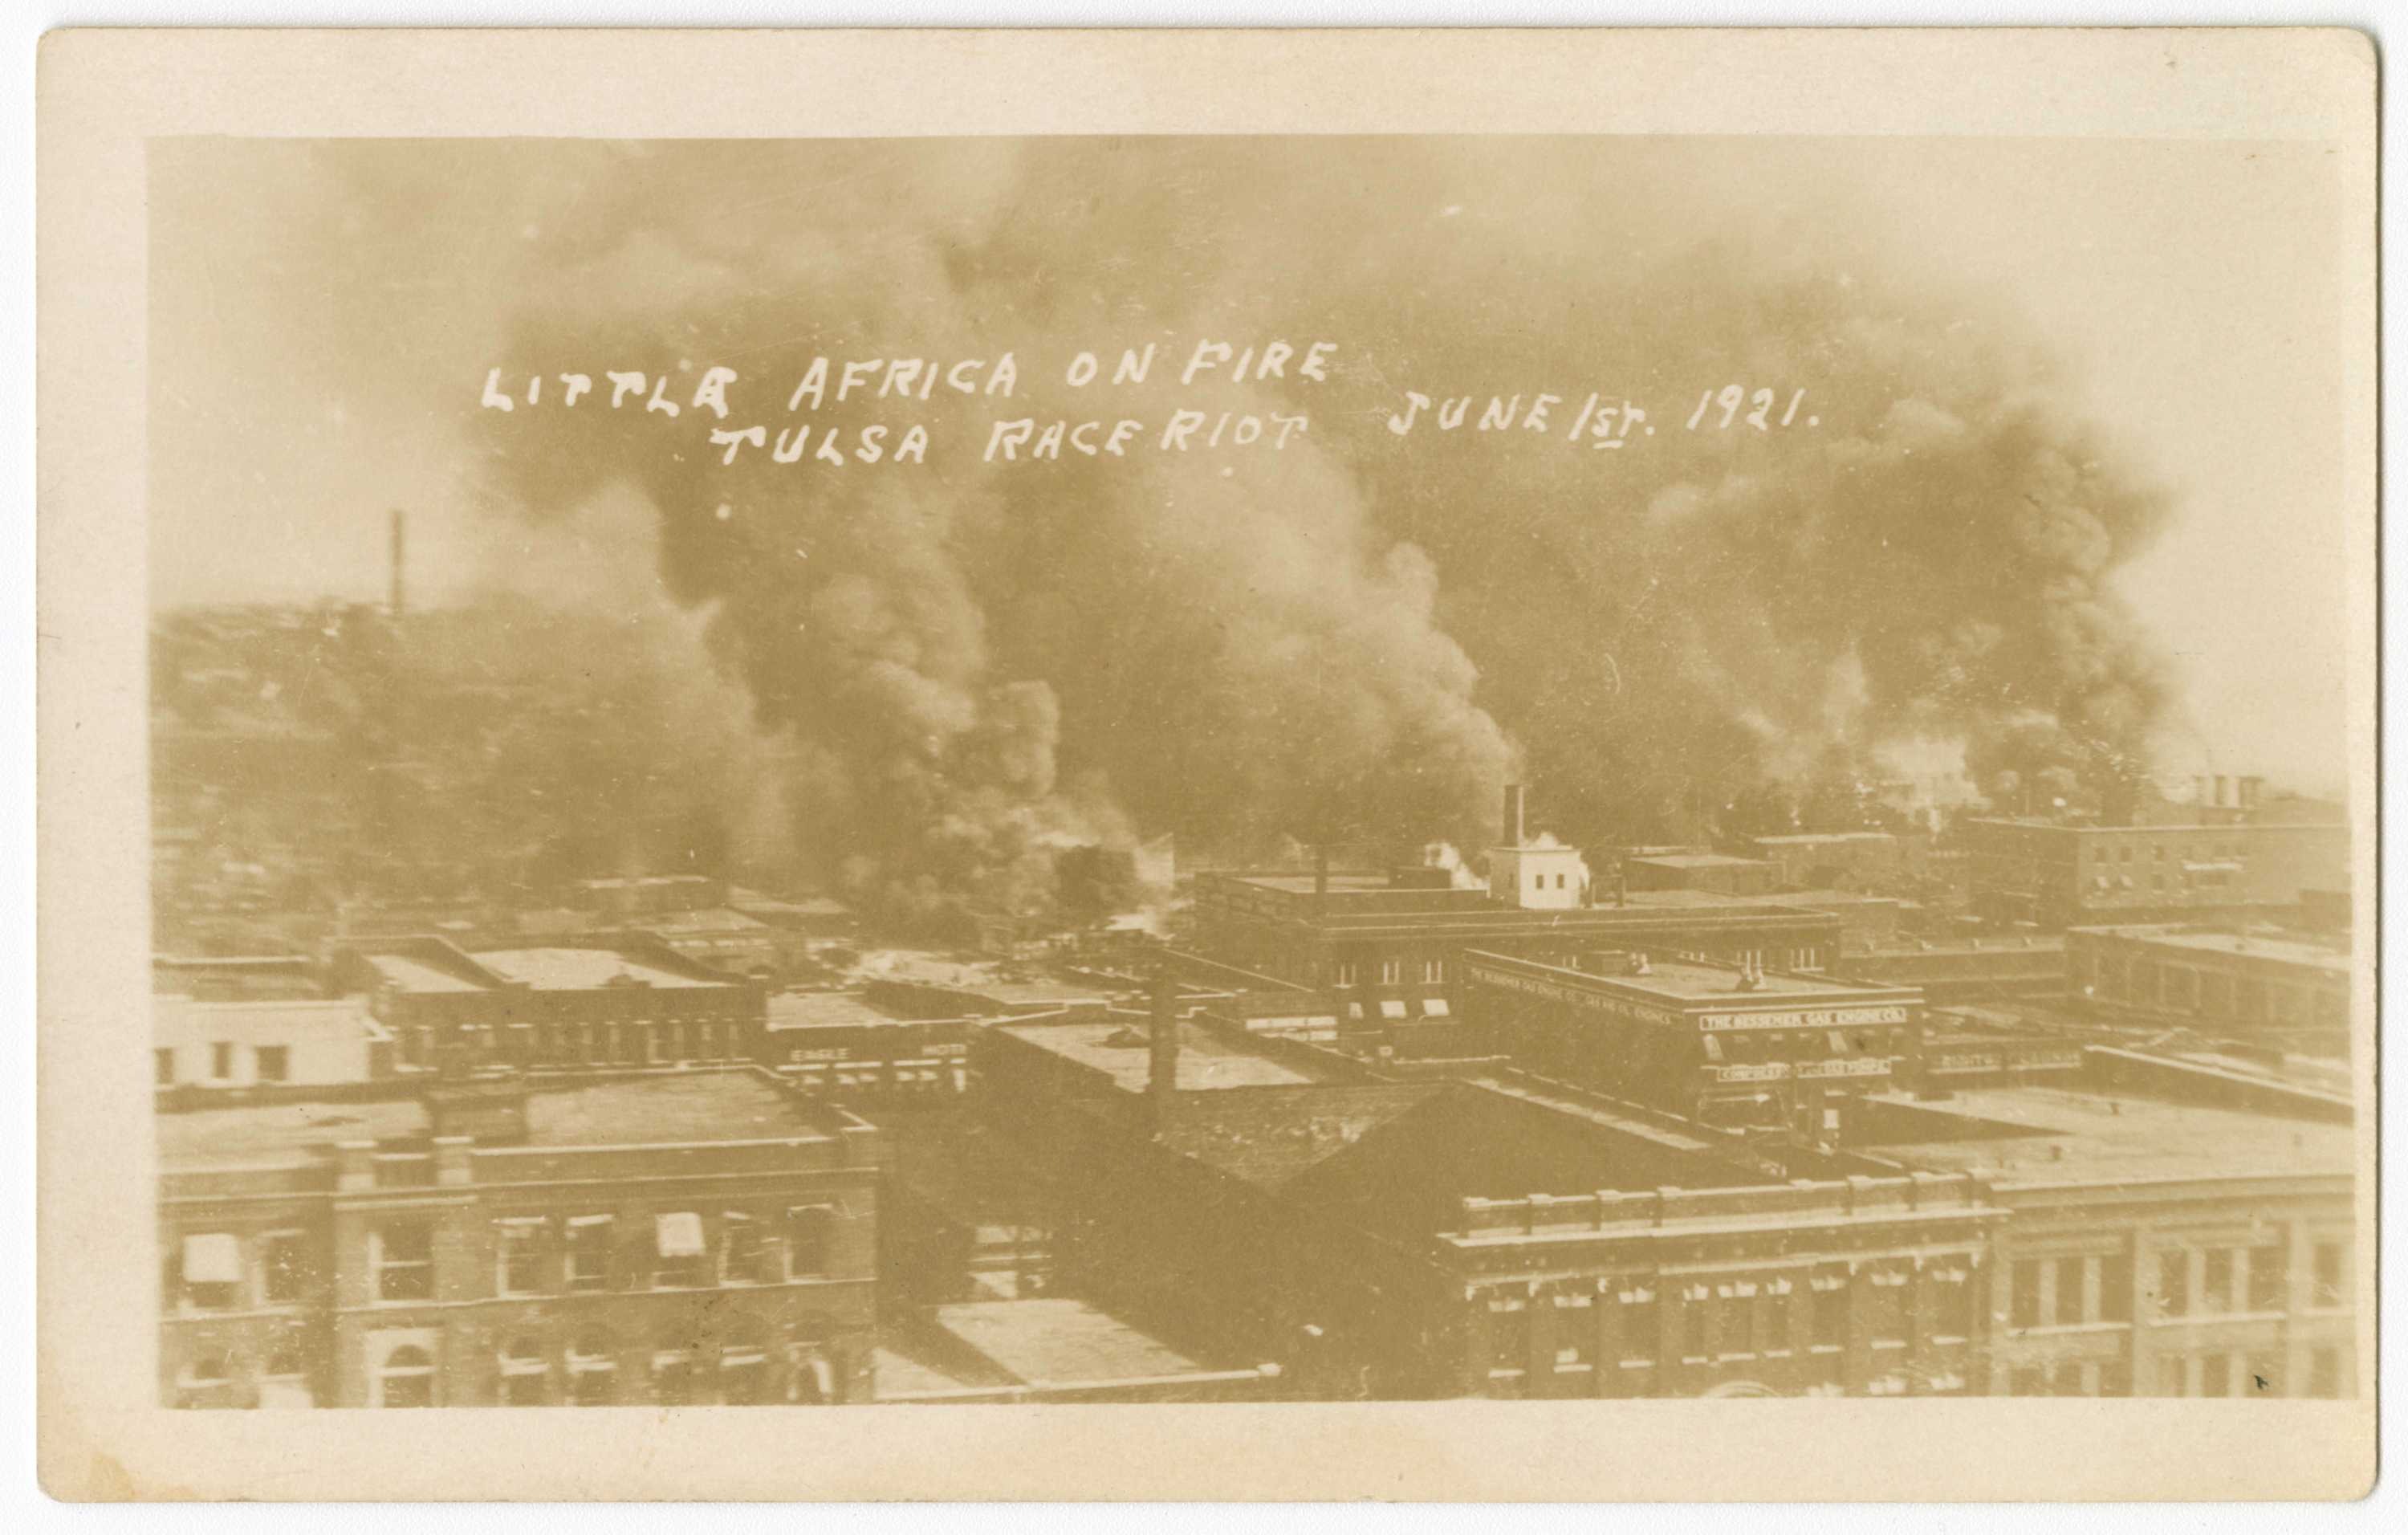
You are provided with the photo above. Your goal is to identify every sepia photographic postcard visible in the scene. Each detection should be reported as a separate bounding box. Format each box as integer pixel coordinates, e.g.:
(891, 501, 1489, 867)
(35, 26, 2377, 1502)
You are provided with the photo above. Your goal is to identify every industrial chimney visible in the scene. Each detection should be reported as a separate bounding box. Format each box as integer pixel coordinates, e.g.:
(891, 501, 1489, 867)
(1503, 784, 1526, 848)
(388, 508, 407, 620)
(1148, 968, 1182, 1126)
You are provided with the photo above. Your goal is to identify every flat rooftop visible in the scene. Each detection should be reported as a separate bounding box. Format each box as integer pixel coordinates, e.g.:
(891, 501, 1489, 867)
(157, 1070, 836, 1167)
(863, 953, 1109, 1007)
(876, 1300, 1222, 1397)
(1222, 871, 1442, 895)
(1626, 853, 1770, 869)
(1470, 951, 1905, 1004)
(157, 1097, 432, 1168)
(360, 952, 486, 994)
(998, 1016, 1334, 1093)
(473, 947, 727, 991)
(2081, 926, 2349, 974)
(156, 996, 389, 1042)
(768, 991, 923, 1031)
(1859, 1084, 2354, 1185)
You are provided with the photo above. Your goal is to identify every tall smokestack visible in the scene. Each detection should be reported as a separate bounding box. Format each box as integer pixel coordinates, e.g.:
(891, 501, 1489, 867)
(1148, 968, 1181, 1126)
(388, 508, 407, 620)
(1313, 845, 1330, 898)
(1503, 784, 1526, 848)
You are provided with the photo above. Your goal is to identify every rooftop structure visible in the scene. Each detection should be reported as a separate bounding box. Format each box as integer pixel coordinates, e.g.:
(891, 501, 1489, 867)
(1856, 1081, 2353, 1187)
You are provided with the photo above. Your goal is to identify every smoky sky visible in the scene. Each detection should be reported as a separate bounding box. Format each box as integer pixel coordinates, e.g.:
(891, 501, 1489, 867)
(150, 136, 2353, 913)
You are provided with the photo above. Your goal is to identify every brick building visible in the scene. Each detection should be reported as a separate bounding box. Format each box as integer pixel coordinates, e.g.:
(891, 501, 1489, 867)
(335, 936, 767, 1073)
(158, 1069, 880, 1408)
(1959, 817, 2349, 927)
(1853, 1062, 2357, 1399)
(2064, 925, 2351, 1057)
(155, 995, 393, 1094)
(1460, 950, 1922, 1140)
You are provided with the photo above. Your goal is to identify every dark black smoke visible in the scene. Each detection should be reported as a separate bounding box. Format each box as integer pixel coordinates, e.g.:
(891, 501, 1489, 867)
(469, 139, 2177, 916)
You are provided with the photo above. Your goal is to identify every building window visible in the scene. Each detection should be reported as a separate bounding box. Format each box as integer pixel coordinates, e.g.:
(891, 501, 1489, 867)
(2010, 1260, 2040, 1329)
(2157, 1356, 2188, 1397)
(653, 1339, 697, 1406)
(2244, 1243, 2283, 1310)
(2053, 1256, 2087, 1325)
(1332, 963, 1357, 989)
(2247, 1353, 2281, 1397)
(720, 1319, 772, 1404)
(2157, 1250, 2189, 1318)
(497, 1219, 547, 1297)
(254, 1045, 291, 1084)
(567, 1331, 617, 1406)
(258, 1347, 312, 1409)
(154, 1048, 175, 1086)
(2099, 1362, 2132, 1398)
(1379, 959, 1403, 987)
(372, 1222, 434, 1303)
(2203, 1249, 2234, 1315)
(653, 1211, 711, 1289)
(209, 1041, 234, 1080)
(2308, 1348, 2341, 1399)
(722, 1211, 771, 1285)
(1867, 1272, 1910, 1347)
(566, 1215, 612, 1292)
(2009, 1367, 2044, 1398)
(177, 1231, 243, 1310)
(1552, 1294, 1595, 1367)
(1680, 1288, 1710, 1362)
(1617, 1288, 1658, 1365)
(377, 1345, 436, 1408)
(1484, 1299, 1530, 1373)
(1810, 1276, 1848, 1350)
(261, 1231, 309, 1305)
(2311, 1241, 2347, 1308)
(499, 1337, 550, 1406)
(1933, 1272, 1973, 1339)
(1720, 1286, 1756, 1358)
(1423, 959, 1445, 983)
(2199, 1352, 2231, 1398)
(790, 1205, 837, 1278)
(2098, 1253, 2133, 1323)
(176, 1352, 235, 1409)
(2050, 1362, 2084, 1397)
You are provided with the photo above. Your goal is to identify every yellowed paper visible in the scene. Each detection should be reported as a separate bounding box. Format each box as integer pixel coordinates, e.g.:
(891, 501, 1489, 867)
(38, 26, 2377, 1501)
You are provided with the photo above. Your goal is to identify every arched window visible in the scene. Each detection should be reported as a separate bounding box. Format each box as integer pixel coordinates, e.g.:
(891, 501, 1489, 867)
(567, 1329, 617, 1407)
(718, 1317, 771, 1406)
(498, 1335, 550, 1407)
(377, 1345, 435, 1408)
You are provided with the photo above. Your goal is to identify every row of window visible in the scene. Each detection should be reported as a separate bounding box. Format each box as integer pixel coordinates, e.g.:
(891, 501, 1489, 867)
(1329, 959, 1447, 989)
(156, 1043, 288, 1086)
(394, 1017, 750, 1069)
(2086, 841, 2245, 864)
(1483, 1268, 1972, 1374)
(165, 1207, 849, 1311)
(2154, 1348, 2346, 1399)
(2007, 1240, 2348, 1329)
(177, 1335, 846, 1408)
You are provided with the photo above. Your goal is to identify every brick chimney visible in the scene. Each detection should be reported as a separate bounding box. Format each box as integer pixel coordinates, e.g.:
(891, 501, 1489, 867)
(1149, 968, 1182, 1126)
(388, 507, 407, 620)
(1313, 845, 1330, 898)
(1503, 784, 1526, 847)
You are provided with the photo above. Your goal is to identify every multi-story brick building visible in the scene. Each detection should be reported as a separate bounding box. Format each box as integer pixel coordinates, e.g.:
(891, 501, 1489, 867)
(1853, 1061, 2357, 1399)
(155, 994, 393, 1095)
(2064, 925, 2351, 1056)
(335, 936, 767, 1074)
(1460, 950, 1922, 1140)
(157, 1069, 881, 1408)
(1959, 816, 2348, 927)
(1190, 870, 1845, 1029)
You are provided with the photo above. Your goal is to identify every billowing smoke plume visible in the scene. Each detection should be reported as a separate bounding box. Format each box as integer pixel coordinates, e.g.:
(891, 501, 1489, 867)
(467, 139, 2177, 918)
